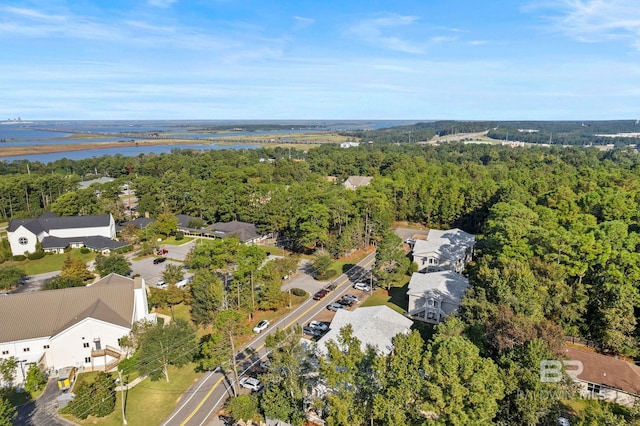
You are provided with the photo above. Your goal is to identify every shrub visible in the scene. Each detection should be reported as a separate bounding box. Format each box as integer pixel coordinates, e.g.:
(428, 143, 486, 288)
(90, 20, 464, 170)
(291, 288, 306, 297)
(79, 247, 90, 254)
(226, 394, 259, 423)
(12, 255, 26, 262)
(175, 231, 184, 241)
(27, 251, 45, 260)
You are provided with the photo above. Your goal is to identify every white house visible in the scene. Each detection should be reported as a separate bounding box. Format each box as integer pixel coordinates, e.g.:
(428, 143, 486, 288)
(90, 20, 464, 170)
(0, 274, 155, 385)
(7, 212, 127, 256)
(563, 346, 640, 407)
(407, 271, 470, 324)
(316, 306, 413, 356)
(411, 228, 475, 273)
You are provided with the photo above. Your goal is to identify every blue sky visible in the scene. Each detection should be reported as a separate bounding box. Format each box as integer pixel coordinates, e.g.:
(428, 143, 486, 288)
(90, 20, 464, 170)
(1, 0, 639, 120)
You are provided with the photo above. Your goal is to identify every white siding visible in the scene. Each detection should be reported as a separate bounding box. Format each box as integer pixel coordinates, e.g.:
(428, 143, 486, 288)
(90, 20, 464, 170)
(49, 318, 129, 370)
(7, 226, 38, 256)
(49, 224, 113, 239)
(0, 337, 50, 384)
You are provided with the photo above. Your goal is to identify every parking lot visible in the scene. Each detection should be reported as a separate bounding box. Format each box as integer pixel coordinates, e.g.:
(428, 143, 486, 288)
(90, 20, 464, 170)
(128, 240, 196, 287)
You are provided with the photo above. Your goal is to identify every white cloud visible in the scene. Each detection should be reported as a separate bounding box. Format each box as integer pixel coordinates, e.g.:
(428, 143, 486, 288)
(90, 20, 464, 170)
(147, 0, 177, 8)
(293, 16, 314, 30)
(532, 0, 640, 48)
(349, 13, 426, 54)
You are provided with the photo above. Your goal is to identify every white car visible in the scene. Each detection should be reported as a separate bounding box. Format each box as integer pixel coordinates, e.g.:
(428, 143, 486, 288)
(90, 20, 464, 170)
(308, 320, 329, 332)
(239, 377, 262, 392)
(342, 294, 359, 303)
(353, 282, 371, 292)
(253, 320, 270, 333)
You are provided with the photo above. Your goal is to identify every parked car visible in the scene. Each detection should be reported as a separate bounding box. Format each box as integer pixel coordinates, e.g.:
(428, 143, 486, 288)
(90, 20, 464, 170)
(313, 289, 328, 300)
(308, 320, 329, 332)
(253, 320, 270, 333)
(337, 298, 354, 307)
(342, 294, 359, 303)
(327, 302, 345, 312)
(153, 257, 167, 265)
(156, 249, 168, 255)
(353, 282, 371, 292)
(303, 326, 322, 337)
(324, 283, 337, 291)
(156, 280, 167, 289)
(239, 377, 262, 392)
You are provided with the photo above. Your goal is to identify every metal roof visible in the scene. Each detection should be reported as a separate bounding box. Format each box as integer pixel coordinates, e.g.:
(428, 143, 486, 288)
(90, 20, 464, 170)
(0, 273, 135, 344)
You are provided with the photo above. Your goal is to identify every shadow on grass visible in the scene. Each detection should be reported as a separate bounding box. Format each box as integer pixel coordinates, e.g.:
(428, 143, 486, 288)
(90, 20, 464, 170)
(341, 263, 355, 274)
(387, 282, 409, 312)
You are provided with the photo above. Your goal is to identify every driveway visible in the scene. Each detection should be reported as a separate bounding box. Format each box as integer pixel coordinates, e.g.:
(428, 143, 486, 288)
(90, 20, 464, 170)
(15, 379, 76, 426)
(13, 271, 59, 294)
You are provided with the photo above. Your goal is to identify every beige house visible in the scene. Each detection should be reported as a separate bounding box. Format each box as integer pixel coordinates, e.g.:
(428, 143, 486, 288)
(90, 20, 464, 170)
(0, 274, 155, 385)
(563, 346, 640, 407)
(343, 176, 373, 190)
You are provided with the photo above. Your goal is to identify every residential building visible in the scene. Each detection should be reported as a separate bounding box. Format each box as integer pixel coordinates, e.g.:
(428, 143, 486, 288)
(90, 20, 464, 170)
(7, 212, 128, 256)
(0, 274, 155, 385)
(176, 215, 267, 244)
(407, 271, 470, 324)
(343, 176, 373, 190)
(316, 306, 413, 356)
(563, 346, 640, 407)
(411, 228, 475, 273)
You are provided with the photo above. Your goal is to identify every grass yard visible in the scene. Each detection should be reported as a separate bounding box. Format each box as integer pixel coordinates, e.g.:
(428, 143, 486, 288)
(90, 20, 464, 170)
(61, 363, 202, 426)
(9, 249, 97, 275)
(162, 236, 194, 245)
(361, 275, 410, 314)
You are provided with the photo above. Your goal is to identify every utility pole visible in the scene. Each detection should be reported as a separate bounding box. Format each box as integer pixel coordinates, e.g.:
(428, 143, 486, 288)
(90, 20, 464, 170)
(118, 370, 127, 425)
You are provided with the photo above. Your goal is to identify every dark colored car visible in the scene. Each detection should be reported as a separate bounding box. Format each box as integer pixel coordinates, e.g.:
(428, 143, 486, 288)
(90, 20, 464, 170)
(313, 289, 328, 300)
(153, 257, 167, 264)
(324, 283, 337, 291)
(337, 298, 354, 306)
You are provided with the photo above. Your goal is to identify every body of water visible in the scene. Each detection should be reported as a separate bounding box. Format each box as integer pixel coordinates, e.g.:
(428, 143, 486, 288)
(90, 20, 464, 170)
(0, 119, 417, 163)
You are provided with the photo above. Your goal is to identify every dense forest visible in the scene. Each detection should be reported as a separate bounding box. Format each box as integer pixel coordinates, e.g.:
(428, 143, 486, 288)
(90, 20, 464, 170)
(1, 141, 640, 424)
(340, 119, 640, 146)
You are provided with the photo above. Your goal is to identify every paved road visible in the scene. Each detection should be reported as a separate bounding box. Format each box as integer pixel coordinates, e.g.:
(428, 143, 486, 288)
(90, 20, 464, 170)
(15, 379, 76, 426)
(13, 271, 59, 294)
(162, 251, 377, 426)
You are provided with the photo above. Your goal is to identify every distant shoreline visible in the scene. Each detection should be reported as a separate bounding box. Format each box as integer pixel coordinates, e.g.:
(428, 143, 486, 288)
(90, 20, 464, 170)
(0, 138, 215, 158)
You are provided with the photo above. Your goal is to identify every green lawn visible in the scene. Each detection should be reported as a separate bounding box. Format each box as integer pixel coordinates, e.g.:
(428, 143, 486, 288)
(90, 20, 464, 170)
(361, 276, 410, 314)
(61, 363, 203, 426)
(9, 249, 97, 275)
(162, 236, 194, 245)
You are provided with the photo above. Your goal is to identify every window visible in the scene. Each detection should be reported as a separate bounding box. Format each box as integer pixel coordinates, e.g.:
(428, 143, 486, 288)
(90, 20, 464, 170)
(18, 237, 28, 245)
(43, 345, 50, 349)
(83, 343, 89, 348)
(587, 383, 602, 395)
(23, 347, 30, 352)
(84, 357, 91, 363)
(1, 351, 8, 355)
(427, 298, 435, 307)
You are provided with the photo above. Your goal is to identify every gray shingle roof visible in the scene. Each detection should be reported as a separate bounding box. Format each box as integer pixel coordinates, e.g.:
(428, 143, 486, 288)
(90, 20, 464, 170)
(8, 213, 112, 233)
(41, 235, 129, 251)
(407, 271, 470, 303)
(210, 220, 259, 242)
(316, 306, 413, 355)
(0, 273, 135, 344)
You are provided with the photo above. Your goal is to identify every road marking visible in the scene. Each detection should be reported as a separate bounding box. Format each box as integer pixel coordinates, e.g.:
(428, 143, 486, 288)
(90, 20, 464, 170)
(252, 254, 376, 353)
(179, 375, 225, 426)
(178, 253, 376, 424)
(161, 370, 218, 426)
